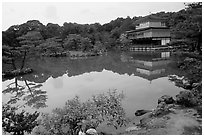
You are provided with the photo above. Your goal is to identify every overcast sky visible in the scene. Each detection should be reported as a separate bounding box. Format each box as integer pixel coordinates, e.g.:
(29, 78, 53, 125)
(2, 2, 185, 31)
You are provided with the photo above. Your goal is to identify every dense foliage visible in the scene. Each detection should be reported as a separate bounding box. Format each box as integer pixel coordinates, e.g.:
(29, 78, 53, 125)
(33, 91, 126, 135)
(2, 104, 40, 135)
(159, 2, 202, 54)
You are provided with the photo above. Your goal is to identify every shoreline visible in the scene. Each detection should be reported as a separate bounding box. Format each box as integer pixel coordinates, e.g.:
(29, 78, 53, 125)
(98, 90, 202, 135)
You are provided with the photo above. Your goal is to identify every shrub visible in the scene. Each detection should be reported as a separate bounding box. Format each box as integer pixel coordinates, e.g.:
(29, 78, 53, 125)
(34, 90, 126, 135)
(175, 90, 200, 107)
(2, 104, 39, 135)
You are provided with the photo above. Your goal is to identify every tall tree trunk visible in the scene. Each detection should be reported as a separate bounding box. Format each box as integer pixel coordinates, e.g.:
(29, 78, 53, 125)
(15, 78, 18, 88)
(20, 50, 27, 70)
(11, 58, 17, 70)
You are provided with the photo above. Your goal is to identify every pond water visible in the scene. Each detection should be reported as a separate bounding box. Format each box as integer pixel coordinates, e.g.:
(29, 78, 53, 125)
(2, 51, 184, 118)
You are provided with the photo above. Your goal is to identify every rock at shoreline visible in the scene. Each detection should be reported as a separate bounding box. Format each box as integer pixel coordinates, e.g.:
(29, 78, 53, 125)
(152, 102, 168, 116)
(158, 95, 174, 104)
(152, 102, 176, 117)
(135, 110, 151, 116)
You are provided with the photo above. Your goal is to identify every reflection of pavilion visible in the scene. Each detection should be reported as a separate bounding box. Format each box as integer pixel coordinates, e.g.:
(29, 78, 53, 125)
(121, 51, 172, 81)
(134, 60, 171, 81)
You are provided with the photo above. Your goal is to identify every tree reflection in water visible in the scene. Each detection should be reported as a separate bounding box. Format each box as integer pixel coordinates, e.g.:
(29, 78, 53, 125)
(2, 78, 47, 109)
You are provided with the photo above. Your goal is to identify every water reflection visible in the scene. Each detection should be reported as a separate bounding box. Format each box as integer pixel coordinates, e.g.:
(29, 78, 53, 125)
(2, 78, 47, 110)
(7, 51, 179, 83)
(2, 51, 182, 117)
(121, 51, 174, 81)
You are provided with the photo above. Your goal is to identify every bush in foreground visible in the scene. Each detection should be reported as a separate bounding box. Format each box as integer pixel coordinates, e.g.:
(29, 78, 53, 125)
(2, 104, 39, 135)
(33, 90, 126, 135)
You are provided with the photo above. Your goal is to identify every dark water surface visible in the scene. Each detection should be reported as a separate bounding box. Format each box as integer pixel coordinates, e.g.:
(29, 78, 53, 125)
(2, 51, 184, 118)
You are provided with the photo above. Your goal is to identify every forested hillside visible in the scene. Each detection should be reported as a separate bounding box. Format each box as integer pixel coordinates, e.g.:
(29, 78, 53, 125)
(2, 2, 202, 55)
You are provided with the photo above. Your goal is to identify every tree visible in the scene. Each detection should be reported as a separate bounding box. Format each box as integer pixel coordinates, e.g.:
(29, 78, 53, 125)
(38, 37, 63, 55)
(2, 26, 20, 48)
(101, 32, 116, 50)
(62, 23, 84, 39)
(63, 34, 82, 51)
(185, 2, 202, 9)
(119, 33, 131, 50)
(93, 41, 105, 53)
(110, 27, 121, 39)
(185, 2, 202, 54)
(2, 45, 21, 70)
(43, 23, 62, 39)
(80, 37, 93, 51)
(17, 31, 44, 69)
(16, 20, 45, 36)
(168, 2, 202, 54)
(63, 34, 93, 51)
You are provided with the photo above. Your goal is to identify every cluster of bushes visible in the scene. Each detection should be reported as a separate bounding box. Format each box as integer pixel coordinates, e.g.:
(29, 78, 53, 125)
(33, 91, 126, 135)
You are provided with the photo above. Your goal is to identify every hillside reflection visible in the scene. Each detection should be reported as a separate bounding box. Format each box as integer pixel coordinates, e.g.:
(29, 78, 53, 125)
(4, 51, 181, 83)
(2, 51, 184, 117)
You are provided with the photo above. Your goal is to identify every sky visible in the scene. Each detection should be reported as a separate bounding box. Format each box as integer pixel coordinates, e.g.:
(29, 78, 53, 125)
(2, 2, 185, 31)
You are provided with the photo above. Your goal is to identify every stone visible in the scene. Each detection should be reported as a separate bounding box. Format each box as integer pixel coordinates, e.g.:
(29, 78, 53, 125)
(125, 126, 140, 132)
(139, 112, 153, 126)
(184, 57, 196, 62)
(135, 110, 151, 116)
(157, 102, 166, 108)
(86, 128, 97, 135)
(158, 95, 174, 104)
(152, 102, 175, 116)
(192, 82, 201, 88)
